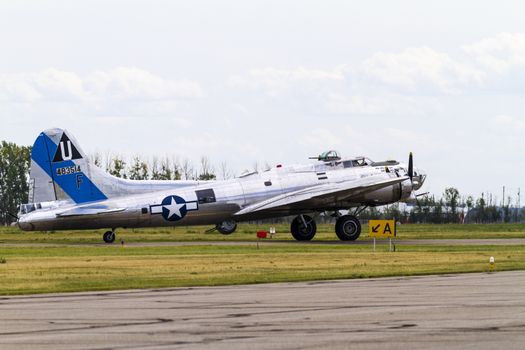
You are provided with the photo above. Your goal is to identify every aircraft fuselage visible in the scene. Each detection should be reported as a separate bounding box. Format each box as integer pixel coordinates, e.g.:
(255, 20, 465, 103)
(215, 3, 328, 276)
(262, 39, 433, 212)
(18, 161, 417, 231)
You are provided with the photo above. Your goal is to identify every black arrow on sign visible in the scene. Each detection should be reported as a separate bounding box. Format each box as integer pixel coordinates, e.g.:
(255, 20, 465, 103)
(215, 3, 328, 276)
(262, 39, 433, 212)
(372, 224, 381, 233)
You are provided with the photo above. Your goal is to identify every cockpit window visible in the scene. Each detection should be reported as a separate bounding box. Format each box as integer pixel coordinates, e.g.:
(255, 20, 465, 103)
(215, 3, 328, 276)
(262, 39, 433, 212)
(356, 159, 367, 166)
(19, 203, 36, 215)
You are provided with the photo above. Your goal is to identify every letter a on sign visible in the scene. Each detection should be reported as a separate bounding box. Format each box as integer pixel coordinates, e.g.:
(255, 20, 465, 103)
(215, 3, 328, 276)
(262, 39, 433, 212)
(384, 223, 392, 235)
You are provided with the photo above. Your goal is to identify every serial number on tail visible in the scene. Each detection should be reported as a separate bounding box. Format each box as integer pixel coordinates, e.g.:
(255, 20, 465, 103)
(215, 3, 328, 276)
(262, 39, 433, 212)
(56, 165, 81, 176)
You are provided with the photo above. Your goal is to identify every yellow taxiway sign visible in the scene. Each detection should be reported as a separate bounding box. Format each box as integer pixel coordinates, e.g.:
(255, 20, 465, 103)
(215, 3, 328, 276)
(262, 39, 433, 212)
(368, 220, 396, 238)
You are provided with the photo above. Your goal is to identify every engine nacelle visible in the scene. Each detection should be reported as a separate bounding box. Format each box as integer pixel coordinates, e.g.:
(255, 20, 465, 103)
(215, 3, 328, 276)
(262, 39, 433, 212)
(362, 179, 412, 206)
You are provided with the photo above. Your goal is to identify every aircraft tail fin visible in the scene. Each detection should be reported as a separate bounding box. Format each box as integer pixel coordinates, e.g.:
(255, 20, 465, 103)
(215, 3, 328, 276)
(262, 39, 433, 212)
(29, 128, 199, 204)
(29, 128, 108, 204)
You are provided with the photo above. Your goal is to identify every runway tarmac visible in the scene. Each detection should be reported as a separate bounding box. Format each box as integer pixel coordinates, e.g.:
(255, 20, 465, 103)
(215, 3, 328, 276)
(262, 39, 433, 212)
(1, 271, 525, 350)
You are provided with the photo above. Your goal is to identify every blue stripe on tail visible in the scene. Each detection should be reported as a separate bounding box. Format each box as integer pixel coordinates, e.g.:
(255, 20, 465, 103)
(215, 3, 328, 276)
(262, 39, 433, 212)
(31, 132, 107, 204)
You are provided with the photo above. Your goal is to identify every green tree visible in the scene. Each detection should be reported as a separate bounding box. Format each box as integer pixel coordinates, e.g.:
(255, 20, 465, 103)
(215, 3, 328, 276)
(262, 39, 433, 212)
(430, 198, 444, 223)
(181, 158, 194, 180)
(475, 194, 486, 223)
(444, 187, 460, 223)
(0, 142, 31, 225)
(466, 196, 474, 211)
(108, 157, 127, 178)
(150, 157, 161, 180)
(159, 157, 173, 180)
(198, 156, 216, 180)
(129, 156, 149, 180)
(383, 203, 402, 221)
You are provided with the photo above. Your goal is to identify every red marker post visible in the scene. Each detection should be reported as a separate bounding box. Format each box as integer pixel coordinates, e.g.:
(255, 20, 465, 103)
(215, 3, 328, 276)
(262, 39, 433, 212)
(256, 230, 268, 249)
(256, 231, 268, 239)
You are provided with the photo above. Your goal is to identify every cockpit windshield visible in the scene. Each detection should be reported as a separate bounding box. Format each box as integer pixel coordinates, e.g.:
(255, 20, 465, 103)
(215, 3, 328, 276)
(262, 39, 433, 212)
(19, 203, 38, 215)
(18, 202, 48, 215)
(354, 158, 368, 166)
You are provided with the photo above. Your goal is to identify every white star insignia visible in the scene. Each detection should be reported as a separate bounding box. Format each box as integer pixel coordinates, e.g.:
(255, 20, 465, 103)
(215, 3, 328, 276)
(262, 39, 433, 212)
(163, 197, 185, 219)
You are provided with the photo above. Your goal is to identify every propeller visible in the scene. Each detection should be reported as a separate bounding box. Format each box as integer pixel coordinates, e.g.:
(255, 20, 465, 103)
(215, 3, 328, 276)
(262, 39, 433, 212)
(408, 152, 414, 182)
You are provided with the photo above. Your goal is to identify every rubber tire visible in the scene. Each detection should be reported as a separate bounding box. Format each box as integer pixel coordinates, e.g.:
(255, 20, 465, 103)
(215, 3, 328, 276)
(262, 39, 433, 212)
(216, 221, 237, 235)
(290, 215, 317, 241)
(335, 215, 361, 241)
(103, 231, 116, 244)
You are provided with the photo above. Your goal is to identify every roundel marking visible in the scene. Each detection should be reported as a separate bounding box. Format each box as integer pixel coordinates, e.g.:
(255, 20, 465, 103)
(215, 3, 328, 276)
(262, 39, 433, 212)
(149, 195, 199, 222)
(161, 195, 188, 221)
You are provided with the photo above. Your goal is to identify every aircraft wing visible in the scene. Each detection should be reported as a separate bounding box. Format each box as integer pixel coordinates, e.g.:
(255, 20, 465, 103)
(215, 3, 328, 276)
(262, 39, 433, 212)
(56, 206, 126, 218)
(234, 175, 408, 216)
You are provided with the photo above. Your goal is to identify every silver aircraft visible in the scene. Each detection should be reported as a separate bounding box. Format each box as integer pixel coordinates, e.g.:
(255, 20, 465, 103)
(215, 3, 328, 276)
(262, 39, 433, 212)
(17, 128, 426, 242)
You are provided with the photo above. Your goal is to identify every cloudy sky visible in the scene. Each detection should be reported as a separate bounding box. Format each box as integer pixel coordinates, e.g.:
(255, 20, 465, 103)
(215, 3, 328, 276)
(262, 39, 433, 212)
(1, 1, 525, 201)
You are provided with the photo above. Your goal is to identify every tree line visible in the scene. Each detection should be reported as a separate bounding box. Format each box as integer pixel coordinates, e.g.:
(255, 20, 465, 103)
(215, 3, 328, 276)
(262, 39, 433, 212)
(90, 153, 227, 181)
(0, 142, 31, 225)
(359, 187, 524, 224)
(0, 141, 523, 225)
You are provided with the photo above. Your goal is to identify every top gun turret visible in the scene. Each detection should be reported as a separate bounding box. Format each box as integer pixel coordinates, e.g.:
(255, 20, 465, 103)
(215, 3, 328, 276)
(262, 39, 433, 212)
(309, 150, 341, 162)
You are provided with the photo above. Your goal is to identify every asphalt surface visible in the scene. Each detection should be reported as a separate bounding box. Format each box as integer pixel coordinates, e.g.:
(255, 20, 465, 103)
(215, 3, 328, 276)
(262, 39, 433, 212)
(1, 271, 525, 350)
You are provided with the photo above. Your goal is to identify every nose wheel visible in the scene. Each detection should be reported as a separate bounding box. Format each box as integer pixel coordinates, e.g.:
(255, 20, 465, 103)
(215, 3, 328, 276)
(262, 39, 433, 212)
(103, 230, 116, 244)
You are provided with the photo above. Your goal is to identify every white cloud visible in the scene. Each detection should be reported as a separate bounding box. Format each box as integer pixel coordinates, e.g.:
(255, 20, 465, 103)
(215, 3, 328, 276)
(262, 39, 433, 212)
(324, 94, 387, 114)
(0, 78, 41, 102)
(34, 69, 87, 100)
(226, 43, 514, 118)
(85, 67, 203, 100)
(325, 93, 426, 116)
(360, 47, 485, 94)
(296, 128, 343, 149)
(0, 67, 203, 102)
(464, 32, 525, 74)
(229, 33, 525, 108)
(492, 115, 525, 130)
(228, 66, 344, 98)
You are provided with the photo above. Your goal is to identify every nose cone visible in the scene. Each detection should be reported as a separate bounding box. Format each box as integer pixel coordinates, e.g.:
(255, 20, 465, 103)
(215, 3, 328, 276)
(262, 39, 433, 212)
(17, 215, 35, 231)
(412, 168, 426, 191)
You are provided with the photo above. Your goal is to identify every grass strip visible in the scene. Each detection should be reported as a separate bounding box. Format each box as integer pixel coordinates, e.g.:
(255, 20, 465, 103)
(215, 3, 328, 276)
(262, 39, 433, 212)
(1, 244, 523, 295)
(2, 223, 525, 244)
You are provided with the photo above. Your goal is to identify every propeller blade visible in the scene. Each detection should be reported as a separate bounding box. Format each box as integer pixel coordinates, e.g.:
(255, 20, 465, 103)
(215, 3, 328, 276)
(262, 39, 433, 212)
(408, 152, 414, 181)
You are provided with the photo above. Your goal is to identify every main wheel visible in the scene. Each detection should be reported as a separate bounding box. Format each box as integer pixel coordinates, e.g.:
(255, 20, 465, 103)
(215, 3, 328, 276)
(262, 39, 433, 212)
(103, 231, 116, 244)
(335, 215, 361, 241)
(290, 215, 317, 241)
(216, 220, 237, 235)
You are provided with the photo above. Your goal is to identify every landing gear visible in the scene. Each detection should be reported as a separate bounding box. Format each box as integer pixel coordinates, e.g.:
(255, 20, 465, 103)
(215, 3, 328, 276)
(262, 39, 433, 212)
(335, 215, 361, 241)
(291, 215, 317, 241)
(103, 230, 116, 244)
(216, 220, 237, 235)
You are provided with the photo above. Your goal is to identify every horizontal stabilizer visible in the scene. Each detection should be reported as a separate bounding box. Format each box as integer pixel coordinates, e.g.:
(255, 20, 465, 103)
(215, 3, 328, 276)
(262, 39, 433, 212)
(56, 206, 126, 218)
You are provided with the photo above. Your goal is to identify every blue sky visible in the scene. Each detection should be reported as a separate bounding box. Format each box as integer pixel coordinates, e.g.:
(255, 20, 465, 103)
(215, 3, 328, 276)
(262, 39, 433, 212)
(1, 0, 525, 201)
